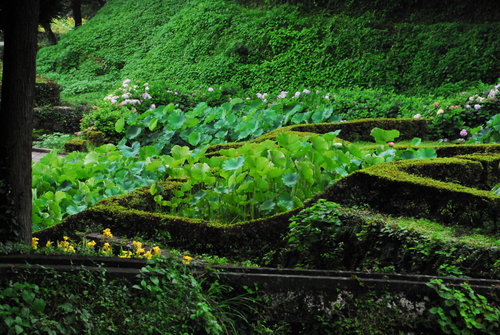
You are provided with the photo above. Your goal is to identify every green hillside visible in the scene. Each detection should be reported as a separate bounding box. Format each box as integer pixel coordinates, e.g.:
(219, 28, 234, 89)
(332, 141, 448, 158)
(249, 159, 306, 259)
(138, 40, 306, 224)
(36, 0, 500, 97)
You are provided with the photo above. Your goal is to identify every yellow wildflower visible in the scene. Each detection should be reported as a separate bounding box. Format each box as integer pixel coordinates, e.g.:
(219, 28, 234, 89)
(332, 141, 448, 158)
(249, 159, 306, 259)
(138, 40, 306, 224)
(152, 246, 161, 256)
(102, 228, 113, 239)
(46, 241, 53, 248)
(101, 242, 113, 255)
(63, 236, 69, 241)
(87, 240, 97, 248)
(65, 245, 76, 253)
(31, 237, 39, 250)
(136, 248, 145, 256)
(59, 239, 70, 248)
(119, 250, 132, 258)
(182, 256, 193, 264)
(144, 250, 153, 260)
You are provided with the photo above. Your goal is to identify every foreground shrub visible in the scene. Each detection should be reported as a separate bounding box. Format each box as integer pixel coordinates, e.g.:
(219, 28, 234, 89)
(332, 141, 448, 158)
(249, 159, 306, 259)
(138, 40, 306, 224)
(0, 256, 257, 334)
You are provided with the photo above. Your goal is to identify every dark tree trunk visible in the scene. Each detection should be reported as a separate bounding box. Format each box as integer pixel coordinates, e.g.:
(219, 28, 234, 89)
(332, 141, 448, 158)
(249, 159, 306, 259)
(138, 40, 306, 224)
(0, 0, 40, 245)
(72, 0, 82, 27)
(42, 21, 57, 45)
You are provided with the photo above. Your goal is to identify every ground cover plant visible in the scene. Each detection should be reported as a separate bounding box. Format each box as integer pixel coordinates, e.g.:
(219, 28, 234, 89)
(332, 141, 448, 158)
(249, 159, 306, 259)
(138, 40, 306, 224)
(36, 0, 500, 99)
(33, 132, 75, 149)
(0, 255, 261, 334)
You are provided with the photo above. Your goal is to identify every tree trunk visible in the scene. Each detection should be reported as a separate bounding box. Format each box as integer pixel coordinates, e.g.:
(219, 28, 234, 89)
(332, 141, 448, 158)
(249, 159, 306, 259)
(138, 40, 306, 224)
(42, 21, 57, 45)
(0, 0, 40, 245)
(72, 0, 83, 28)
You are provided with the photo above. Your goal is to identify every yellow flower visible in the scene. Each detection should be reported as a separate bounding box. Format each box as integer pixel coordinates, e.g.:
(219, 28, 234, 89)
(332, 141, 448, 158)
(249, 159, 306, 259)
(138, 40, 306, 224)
(136, 248, 145, 256)
(119, 250, 132, 258)
(144, 251, 153, 260)
(63, 236, 69, 241)
(182, 256, 193, 264)
(101, 242, 113, 255)
(46, 241, 53, 248)
(102, 228, 113, 238)
(132, 241, 142, 249)
(65, 245, 76, 253)
(87, 240, 97, 248)
(31, 237, 39, 250)
(58, 239, 70, 248)
(152, 246, 161, 256)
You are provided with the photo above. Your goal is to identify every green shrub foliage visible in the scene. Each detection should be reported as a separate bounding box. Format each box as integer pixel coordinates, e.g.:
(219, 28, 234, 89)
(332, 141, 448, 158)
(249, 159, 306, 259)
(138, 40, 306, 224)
(36, 0, 500, 97)
(0, 258, 256, 334)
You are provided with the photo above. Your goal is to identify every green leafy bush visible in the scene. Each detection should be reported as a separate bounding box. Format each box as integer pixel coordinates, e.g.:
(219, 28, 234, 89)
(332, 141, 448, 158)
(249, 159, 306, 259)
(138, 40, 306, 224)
(426, 84, 500, 141)
(33, 106, 85, 134)
(36, 0, 500, 97)
(81, 79, 500, 147)
(284, 200, 344, 268)
(0, 257, 257, 334)
(34, 77, 60, 106)
(80, 105, 135, 143)
(149, 131, 434, 223)
(104, 79, 242, 112)
(427, 279, 500, 335)
(33, 132, 76, 149)
(0, 282, 48, 335)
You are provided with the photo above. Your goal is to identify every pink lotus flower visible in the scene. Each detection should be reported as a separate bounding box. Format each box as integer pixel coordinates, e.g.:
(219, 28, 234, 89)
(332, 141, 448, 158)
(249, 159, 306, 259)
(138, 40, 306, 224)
(460, 129, 468, 137)
(388, 141, 394, 147)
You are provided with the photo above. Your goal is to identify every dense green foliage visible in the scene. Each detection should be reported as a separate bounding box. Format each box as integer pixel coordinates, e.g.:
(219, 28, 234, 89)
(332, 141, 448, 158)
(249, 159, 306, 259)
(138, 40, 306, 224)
(32, 104, 437, 231)
(149, 131, 436, 223)
(427, 279, 500, 334)
(266, 0, 499, 23)
(81, 78, 500, 144)
(32, 144, 168, 230)
(0, 257, 258, 334)
(36, 0, 500, 98)
(33, 132, 75, 149)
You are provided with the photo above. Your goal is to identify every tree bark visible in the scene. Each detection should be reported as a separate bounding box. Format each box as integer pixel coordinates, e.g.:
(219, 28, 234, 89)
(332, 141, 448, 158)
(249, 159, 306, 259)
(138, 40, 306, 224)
(0, 0, 40, 245)
(72, 0, 82, 27)
(42, 21, 58, 45)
